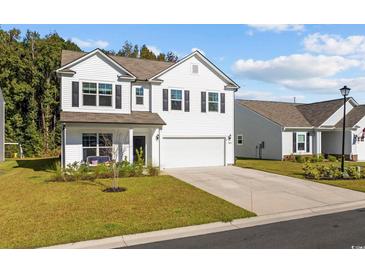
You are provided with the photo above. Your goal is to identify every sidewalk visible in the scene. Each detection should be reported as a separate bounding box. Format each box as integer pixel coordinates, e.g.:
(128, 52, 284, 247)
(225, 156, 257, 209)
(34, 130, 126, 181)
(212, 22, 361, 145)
(43, 199, 365, 249)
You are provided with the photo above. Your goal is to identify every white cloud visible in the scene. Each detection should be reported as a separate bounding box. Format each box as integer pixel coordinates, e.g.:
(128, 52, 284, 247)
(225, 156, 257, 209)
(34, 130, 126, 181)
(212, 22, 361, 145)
(71, 37, 109, 49)
(247, 24, 305, 33)
(232, 54, 361, 91)
(236, 90, 305, 102)
(192, 47, 205, 55)
(304, 33, 365, 56)
(146, 45, 161, 56)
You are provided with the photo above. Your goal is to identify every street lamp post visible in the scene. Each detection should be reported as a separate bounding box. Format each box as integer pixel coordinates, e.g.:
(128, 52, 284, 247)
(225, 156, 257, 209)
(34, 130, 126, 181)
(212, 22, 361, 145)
(340, 85, 351, 172)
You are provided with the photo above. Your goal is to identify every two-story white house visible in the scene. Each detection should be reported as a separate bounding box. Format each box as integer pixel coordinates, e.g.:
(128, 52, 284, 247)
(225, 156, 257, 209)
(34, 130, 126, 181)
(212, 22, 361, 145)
(56, 49, 239, 168)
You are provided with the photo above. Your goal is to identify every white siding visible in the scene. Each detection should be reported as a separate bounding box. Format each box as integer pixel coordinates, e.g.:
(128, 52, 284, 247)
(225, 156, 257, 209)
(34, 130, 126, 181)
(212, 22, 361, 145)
(321, 130, 352, 155)
(61, 53, 131, 114)
(152, 55, 235, 165)
(65, 125, 130, 165)
(351, 116, 365, 160)
(282, 130, 313, 156)
(131, 82, 150, 111)
(235, 103, 283, 160)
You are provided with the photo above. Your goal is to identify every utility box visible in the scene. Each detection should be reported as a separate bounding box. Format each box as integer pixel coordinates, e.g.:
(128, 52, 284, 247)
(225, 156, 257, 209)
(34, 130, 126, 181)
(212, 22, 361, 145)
(0, 87, 4, 162)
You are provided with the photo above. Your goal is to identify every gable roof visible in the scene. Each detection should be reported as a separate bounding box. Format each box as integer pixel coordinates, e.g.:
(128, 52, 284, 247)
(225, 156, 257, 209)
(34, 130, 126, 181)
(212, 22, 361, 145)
(59, 49, 175, 81)
(296, 98, 354, 127)
(236, 97, 357, 128)
(236, 100, 311, 127)
(335, 105, 365, 128)
(149, 50, 239, 89)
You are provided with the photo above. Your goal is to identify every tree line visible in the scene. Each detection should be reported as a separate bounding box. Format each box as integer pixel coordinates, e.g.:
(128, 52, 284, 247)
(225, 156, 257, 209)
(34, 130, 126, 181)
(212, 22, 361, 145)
(0, 28, 178, 157)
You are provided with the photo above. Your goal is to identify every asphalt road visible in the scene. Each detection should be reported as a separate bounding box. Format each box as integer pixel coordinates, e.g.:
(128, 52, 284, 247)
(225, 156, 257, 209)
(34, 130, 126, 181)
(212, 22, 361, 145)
(126, 208, 365, 249)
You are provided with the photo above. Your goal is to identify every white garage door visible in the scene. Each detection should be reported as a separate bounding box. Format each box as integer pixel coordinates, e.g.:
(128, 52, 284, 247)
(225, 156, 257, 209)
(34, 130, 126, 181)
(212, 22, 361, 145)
(161, 137, 225, 168)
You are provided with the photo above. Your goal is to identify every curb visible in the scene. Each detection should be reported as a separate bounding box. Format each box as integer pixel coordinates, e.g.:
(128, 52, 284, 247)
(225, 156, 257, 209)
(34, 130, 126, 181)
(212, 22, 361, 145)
(42, 199, 365, 249)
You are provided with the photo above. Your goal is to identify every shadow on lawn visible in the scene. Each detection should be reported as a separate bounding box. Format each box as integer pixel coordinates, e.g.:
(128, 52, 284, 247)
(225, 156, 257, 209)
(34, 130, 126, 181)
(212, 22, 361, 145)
(16, 157, 59, 171)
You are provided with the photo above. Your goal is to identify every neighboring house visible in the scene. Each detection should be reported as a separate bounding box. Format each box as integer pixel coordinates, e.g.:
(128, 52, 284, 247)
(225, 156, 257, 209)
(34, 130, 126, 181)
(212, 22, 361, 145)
(235, 97, 365, 161)
(0, 87, 4, 162)
(56, 49, 239, 168)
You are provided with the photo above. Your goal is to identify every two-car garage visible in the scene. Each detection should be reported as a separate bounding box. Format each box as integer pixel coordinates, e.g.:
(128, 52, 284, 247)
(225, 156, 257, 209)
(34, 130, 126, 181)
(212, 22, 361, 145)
(160, 137, 226, 168)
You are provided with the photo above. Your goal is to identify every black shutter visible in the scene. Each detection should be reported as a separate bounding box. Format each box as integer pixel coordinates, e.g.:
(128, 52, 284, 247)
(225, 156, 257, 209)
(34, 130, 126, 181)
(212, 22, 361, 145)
(72, 81, 79, 107)
(115, 85, 122, 109)
(220, 93, 225, 113)
(184, 90, 190, 112)
(306, 132, 310, 152)
(201, 92, 206, 112)
(293, 132, 297, 153)
(163, 89, 168, 111)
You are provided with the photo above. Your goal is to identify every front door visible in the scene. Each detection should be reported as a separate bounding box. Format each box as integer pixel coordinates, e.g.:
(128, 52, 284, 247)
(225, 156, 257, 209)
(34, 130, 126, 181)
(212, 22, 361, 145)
(133, 136, 146, 163)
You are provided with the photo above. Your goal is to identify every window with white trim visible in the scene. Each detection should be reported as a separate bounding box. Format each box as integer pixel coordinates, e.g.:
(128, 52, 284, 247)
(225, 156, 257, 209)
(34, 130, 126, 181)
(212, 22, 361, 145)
(171, 89, 182, 110)
(136, 87, 144, 105)
(237, 135, 243, 145)
(82, 133, 113, 162)
(98, 83, 112, 107)
(82, 82, 97, 106)
(208, 92, 219, 112)
(82, 82, 113, 107)
(297, 133, 306, 152)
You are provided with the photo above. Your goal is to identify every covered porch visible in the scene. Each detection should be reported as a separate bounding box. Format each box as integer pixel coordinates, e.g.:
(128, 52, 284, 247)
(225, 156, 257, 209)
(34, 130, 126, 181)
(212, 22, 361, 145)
(60, 111, 165, 167)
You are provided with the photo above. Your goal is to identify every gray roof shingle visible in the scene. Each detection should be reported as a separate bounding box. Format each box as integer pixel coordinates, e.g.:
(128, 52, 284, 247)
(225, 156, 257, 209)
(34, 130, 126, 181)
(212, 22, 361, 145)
(236, 100, 311, 127)
(60, 50, 175, 80)
(60, 111, 166, 125)
(335, 105, 365, 128)
(236, 98, 357, 128)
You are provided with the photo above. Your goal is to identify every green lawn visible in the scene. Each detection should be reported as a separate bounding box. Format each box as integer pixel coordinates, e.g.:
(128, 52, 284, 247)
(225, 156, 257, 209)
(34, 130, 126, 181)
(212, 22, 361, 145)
(236, 158, 365, 193)
(0, 158, 255, 248)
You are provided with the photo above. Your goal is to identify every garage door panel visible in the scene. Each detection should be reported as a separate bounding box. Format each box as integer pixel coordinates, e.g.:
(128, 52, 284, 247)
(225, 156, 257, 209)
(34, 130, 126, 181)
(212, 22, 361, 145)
(161, 138, 225, 168)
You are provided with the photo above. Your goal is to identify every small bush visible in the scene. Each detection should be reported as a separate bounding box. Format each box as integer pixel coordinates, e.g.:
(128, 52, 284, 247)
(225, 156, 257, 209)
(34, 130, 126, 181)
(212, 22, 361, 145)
(328, 155, 337, 162)
(303, 162, 362, 180)
(303, 162, 320, 180)
(147, 165, 160, 176)
(295, 155, 305, 163)
(347, 166, 361, 179)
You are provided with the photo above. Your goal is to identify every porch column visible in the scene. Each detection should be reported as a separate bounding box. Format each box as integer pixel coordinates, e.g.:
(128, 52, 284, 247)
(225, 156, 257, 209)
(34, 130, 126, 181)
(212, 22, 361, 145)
(129, 128, 134, 163)
(61, 123, 66, 168)
(314, 131, 321, 155)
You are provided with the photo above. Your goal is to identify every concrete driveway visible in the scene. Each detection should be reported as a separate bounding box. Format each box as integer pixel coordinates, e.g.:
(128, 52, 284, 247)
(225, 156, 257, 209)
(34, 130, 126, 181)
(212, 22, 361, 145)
(166, 166, 365, 216)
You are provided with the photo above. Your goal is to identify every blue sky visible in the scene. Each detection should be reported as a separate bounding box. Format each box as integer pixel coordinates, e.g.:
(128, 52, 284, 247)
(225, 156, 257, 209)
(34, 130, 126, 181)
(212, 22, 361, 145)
(3, 24, 365, 104)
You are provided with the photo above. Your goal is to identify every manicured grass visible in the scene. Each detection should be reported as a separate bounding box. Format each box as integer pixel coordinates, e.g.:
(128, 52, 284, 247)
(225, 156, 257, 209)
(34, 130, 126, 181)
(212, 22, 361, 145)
(236, 158, 365, 193)
(0, 158, 254, 248)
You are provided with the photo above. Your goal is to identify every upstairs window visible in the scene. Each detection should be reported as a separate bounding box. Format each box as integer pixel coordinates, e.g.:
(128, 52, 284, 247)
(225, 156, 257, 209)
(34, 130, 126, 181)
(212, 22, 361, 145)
(208, 92, 219, 112)
(136, 87, 144, 105)
(171, 89, 182, 110)
(98, 83, 112, 107)
(82, 82, 97, 106)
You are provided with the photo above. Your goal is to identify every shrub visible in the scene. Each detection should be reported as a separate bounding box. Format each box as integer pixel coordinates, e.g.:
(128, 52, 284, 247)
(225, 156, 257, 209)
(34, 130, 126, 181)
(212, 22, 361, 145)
(328, 155, 337, 162)
(295, 155, 305, 163)
(347, 166, 361, 179)
(303, 162, 320, 180)
(303, 162, 362, 180)
(147, 165, 160, 176)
